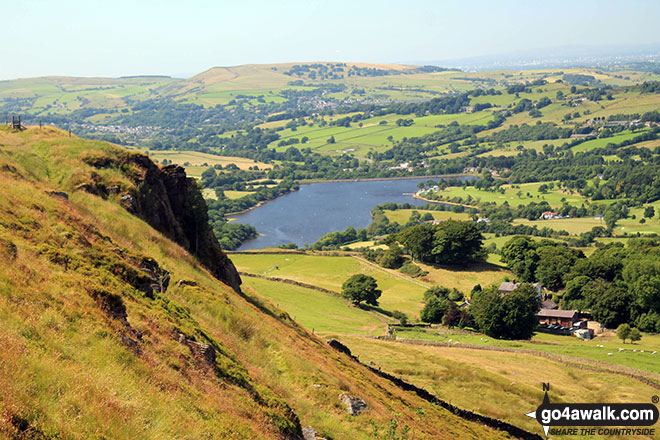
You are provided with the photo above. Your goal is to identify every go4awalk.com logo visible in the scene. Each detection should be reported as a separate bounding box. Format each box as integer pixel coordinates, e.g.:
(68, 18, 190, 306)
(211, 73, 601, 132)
(525, 383, 659, 438)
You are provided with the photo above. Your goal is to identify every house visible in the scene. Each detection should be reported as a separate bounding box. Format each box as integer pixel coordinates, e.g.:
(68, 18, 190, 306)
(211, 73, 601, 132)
(498, 281, 543, 298)
(476, 217, 491, 224)
(537, 309, 578, 328)
(540, 211, 562, 220)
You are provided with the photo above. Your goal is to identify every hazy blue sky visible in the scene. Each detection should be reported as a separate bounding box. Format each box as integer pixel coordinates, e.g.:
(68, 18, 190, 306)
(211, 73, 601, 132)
(2, 0, 659, 79)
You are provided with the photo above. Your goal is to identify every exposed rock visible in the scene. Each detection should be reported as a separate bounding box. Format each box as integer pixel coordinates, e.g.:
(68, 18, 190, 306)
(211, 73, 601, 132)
(176, 332, 216, 368)
(88, 288, 142, 353)
(44, 190, 69, 200)
(120, 193, 137, 214)
(327, 339, 353, 357)
(107, 185, 120, 195)
(339, 394, 368, 416)
(302, 425, 327, 440)
(75, 182, 108, 198)
(88, 153, 241, 292)
(176, 279, 198, 287)
(136, 257, 170, 298)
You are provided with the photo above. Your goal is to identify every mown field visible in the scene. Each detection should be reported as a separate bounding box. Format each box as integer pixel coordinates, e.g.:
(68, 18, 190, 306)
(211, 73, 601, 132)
(231, 252, 429, 317)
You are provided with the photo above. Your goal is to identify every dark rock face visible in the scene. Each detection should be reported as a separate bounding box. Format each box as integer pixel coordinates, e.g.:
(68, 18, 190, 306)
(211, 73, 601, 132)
(135, 162, 242, 292)
(87, 153, 241, 292)
(326, 339, 353, 357)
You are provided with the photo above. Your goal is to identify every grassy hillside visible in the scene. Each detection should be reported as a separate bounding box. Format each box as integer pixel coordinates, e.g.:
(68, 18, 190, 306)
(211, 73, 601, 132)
(0, 126, 510, 439)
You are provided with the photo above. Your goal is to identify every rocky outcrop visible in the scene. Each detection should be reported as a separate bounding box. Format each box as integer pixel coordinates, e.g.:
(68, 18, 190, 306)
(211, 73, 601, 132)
(176, 279, 198, 287)
(86, 153, 241, 292)
(176, 332, 217, 369)
(338, 394, 368, 416)
(302, 426, 327, 440)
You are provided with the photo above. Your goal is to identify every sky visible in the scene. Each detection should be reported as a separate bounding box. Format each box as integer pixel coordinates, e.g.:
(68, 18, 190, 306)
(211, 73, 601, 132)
(2, 0, 659, 80)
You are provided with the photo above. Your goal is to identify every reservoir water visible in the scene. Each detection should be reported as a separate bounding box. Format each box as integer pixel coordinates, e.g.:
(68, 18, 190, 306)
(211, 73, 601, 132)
(232, 178, 466, 250)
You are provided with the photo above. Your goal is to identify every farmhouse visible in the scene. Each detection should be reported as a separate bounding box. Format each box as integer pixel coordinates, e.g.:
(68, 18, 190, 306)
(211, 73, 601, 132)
(498, 281, 543, 297)
(537, 309, 578, 327)
(540, 211, 563, 220)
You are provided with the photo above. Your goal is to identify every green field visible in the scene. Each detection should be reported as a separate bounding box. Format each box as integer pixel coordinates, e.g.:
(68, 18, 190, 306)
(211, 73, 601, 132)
(432, 181, 587, 207)
(572, 129, 650, 152)
(383, 208, 470, 224)
(513, 217, 607, 234)
(242, 276, 389, 336)
(231, 253, 429, 317)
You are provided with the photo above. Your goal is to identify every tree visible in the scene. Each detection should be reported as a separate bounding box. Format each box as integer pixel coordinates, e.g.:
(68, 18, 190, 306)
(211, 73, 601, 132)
(500, 236, 539, 282)
(535, 245, 583, 290)
(431, 220, 485, 265)
(379, 244, 404, 269)
(327, 135, 335, 144)
(470, 284, 540, 339)
(644, 206, 655, 219)
(420, 296, 450, 323)
(616, 323, 631, 343)
(341, 274, 381, 306)
(397, 223, 435, 262)
(629, 328, 642, 344)
(582, 279, 631, 328)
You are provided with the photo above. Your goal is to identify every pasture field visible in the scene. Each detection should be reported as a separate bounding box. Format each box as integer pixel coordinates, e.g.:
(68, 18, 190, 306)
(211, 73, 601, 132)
(342, 335, 659, 439)
(342, 240, 387, 250)
(388, 326, 660, 374)
(617, 201, 660, 235)
(512, 217, 607, 235)
(433, 181, 587, 207)
(137, 149, 272, 170)
(382, 208, 470, 224)
(242, 276, 389, 336)
(416, 261, 511, 292)
(571, 129, 650, 152)
(222, 190, 256, 200)
(231, 252, 428, 317)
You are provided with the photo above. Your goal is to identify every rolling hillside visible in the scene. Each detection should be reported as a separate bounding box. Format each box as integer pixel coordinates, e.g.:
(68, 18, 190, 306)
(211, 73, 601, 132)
(0, 125, 517, 439)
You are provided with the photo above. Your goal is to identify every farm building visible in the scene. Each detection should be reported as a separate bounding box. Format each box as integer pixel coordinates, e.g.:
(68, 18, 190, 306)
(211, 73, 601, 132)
(537, 309, 578, 327)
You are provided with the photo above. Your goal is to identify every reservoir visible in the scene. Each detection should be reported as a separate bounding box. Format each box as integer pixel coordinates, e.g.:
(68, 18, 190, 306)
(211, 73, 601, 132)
(232, 177, 468, 250)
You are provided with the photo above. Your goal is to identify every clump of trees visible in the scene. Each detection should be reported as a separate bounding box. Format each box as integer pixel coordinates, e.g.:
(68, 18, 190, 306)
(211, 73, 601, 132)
(470, 284, 541, 339)
(396, 220, 486, 265)
(500, 236, 584, 290)
(341, 274, 381, 306)
(616, 323, 642, 344)
(419, 286, 471, 327)
(561, 239, 660, 330)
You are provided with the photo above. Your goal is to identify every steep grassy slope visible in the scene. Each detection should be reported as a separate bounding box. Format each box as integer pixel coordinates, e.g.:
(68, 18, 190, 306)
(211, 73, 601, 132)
(0, 126, 510, 439)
